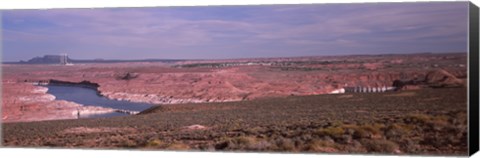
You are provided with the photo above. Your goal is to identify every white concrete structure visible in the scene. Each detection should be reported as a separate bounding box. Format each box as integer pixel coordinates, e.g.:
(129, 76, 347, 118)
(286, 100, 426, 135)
(329, 88, 346, 94)
(60, 53, 74, 66)
(342, 86, 397, 93)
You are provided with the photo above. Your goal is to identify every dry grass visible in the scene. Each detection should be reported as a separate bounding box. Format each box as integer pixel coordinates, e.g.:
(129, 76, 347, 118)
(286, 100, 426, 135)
(384, 92, 416, 97)
(361, 139, 400, 153)
(166, 142, 191, 150)
(61, 127, 136, 134)
(305, 140, 339, 152)
(2, 88, 468, 155)
(337, 94, 354, 99)
(316, 127, 345, 138)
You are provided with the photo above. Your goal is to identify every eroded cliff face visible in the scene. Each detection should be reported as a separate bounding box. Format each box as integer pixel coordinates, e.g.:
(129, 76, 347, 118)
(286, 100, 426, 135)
(94, 68, 466, 104)
(2, 83, 74, 122)
(2, 82, 116, 123)
(6, 67, 466, 107)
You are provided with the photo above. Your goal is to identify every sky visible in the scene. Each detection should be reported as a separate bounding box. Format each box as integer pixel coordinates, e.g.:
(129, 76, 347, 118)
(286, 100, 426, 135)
(1, 2, 469, 61)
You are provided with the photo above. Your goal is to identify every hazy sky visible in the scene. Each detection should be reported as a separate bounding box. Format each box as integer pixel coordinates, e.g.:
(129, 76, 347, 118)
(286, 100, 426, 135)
(2, 2, 468, 61)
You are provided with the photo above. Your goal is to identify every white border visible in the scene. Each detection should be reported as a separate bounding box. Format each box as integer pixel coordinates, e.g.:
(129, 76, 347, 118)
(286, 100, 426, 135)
(0, 0, 478, 158)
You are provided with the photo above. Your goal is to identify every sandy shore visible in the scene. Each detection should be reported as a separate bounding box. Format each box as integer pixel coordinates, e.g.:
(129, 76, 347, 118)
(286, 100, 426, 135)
(2, 83, 116, 123)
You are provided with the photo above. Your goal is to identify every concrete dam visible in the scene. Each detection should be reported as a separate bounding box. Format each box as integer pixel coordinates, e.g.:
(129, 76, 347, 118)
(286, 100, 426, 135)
(329, 86, 397, 94)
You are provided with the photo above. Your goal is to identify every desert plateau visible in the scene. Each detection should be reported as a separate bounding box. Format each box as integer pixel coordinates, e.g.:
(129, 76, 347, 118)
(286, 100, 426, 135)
(1, 53, 469, 155)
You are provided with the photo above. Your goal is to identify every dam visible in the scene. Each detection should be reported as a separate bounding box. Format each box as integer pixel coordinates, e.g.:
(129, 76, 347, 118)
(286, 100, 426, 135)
(329, 86, 397, 94)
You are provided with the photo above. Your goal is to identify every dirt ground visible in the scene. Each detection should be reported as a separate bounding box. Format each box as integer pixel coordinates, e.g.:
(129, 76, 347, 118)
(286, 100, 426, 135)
(2, 88, 468, 155)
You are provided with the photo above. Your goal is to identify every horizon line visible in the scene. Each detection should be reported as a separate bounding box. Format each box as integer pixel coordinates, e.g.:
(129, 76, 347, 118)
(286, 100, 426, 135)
(2, 51, 467, 63)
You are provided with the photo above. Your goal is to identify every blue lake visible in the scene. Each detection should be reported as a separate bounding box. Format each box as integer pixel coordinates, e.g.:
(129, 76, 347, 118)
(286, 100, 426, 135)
(45, 85, 154, 118)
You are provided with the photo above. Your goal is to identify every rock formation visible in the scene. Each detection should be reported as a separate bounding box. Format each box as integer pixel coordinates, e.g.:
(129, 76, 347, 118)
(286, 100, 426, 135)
(424, 69, 466, 88)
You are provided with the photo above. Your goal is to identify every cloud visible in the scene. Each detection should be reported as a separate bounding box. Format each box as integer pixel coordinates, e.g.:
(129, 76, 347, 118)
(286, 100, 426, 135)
(2, 2, 469, 61)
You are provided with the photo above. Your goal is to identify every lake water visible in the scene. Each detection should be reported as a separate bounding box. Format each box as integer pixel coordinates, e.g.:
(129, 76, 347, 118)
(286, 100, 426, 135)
(45, 85, 154, 118)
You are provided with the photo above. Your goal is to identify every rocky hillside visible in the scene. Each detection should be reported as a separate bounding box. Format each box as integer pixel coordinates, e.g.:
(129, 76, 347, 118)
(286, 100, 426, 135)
(21, 55, 70, 64)
(13, 55, 184, 64)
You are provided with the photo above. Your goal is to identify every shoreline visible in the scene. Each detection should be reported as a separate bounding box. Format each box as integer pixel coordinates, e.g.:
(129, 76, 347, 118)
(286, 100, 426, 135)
(1, 83, 118, 123)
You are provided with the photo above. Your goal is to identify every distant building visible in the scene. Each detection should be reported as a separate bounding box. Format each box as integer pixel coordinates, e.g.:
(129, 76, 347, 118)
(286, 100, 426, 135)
(59, 53, 73, 66)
